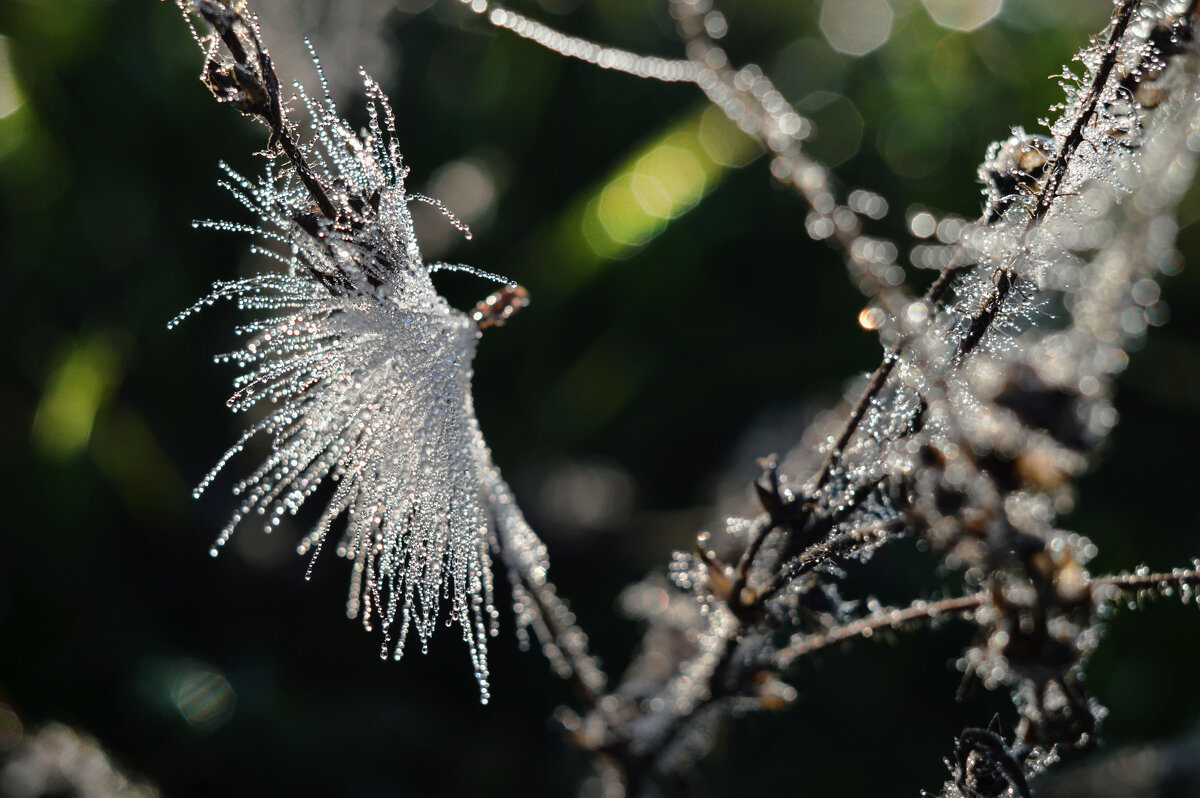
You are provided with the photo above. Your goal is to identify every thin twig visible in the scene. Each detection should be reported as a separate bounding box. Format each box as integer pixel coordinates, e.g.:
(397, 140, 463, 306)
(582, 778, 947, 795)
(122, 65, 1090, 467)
(185, 0, 338, 220)
(1095, 567, 1200, 592)
(947, 0, 1141, 363)
(1034, 0, 1140, 221)
(754, 518, 905, 605)
(772, 563, 1200, 671)
(470, 0, 907, 303)
(775, 593, 986, 668)
(667, 0, 901, 298)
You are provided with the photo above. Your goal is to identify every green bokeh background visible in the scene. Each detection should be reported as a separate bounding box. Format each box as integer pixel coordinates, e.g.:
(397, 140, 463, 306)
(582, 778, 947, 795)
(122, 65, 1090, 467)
(1, 0, 1199, 795)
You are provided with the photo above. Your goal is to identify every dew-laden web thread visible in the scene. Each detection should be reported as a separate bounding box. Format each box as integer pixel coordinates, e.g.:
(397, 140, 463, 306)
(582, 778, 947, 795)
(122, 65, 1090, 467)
(479, 3, 699, 82)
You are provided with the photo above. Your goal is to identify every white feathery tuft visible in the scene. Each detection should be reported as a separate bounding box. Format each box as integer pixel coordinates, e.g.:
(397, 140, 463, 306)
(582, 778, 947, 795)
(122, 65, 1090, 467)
(170, 59, 533, 703)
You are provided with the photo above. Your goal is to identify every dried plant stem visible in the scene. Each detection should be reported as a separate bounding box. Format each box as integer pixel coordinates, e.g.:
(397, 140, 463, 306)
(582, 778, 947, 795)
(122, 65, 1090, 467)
(754, 518, 904, 605)
(1034, 0, 1139, 221)
(467, 0, 907, 301)
(665, 0, 893, 290)
(188, 0, 338, 220)
(1096, 568, 1200, 592)
(480, 2, 1200, 792)
(776, 593, 986, 666)
(776, 565, 1200, 668)
(947, 0, 1140, 361)
(746, 255, 967, 581)
(813, 0, 1155, 483)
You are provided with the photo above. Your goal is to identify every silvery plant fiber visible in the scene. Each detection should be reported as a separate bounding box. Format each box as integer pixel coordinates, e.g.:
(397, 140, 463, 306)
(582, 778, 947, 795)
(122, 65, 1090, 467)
(171, 2, 558, 704)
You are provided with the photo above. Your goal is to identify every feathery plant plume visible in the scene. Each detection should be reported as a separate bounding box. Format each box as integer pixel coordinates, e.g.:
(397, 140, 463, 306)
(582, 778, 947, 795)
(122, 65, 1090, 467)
(169, 0, 546, 703)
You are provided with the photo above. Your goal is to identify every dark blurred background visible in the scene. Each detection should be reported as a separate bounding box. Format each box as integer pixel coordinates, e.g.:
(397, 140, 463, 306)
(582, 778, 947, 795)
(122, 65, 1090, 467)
(1, 0, 1199, 795)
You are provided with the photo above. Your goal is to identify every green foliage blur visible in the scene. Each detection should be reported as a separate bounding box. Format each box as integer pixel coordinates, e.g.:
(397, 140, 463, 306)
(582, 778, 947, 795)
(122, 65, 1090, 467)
(1, 0, 1198, 795)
